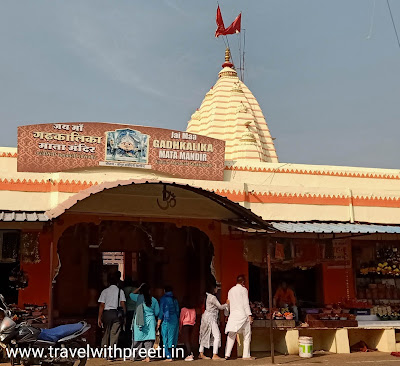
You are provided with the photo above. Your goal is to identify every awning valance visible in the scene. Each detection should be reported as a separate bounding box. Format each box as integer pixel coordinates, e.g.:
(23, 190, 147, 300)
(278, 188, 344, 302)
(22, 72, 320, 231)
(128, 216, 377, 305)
(0, 211, 48, 222)
(241, 221, 400, 234)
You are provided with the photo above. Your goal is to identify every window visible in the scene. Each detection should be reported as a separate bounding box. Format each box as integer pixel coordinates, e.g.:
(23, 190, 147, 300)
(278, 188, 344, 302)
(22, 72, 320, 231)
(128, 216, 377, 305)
(0, 231, 20, 263)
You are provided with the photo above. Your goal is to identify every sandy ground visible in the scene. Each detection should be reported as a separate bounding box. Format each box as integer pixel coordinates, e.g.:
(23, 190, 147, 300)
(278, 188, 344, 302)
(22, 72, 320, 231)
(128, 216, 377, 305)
(79, 352, 400, 366)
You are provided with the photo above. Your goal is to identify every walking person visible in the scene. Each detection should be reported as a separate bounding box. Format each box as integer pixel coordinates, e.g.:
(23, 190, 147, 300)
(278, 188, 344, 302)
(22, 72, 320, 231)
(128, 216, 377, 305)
(157, 286, 180, 361)
(123, 278, 139, 347)
(130, 283, 159, 363)
(179, 297, 197, 361)
(224, 274, 255, 361)
(98, 273, 127, 352)
(198, 283, 228, 360)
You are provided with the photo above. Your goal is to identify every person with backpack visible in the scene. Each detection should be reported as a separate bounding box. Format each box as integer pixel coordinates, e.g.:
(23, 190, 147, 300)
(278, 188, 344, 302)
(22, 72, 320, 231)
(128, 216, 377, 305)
(98, 273, 126, 350)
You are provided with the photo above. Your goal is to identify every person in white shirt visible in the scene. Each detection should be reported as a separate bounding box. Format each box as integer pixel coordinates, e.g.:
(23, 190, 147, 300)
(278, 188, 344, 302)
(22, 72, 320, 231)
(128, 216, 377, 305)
(98, 273, 127, 349)
(224, 274, 255, 361)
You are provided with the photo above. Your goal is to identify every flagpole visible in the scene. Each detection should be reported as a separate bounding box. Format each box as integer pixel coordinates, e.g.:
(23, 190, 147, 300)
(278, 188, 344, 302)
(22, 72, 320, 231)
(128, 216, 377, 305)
(238, 12, 243, 81)
(215, 4, 241, 69)
(242, 28, 246, 82)
(237, 32, 242, 80)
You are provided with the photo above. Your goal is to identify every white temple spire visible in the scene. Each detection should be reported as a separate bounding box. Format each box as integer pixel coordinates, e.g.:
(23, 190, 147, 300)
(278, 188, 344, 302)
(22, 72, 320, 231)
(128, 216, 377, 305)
(186, 48, 278, 162)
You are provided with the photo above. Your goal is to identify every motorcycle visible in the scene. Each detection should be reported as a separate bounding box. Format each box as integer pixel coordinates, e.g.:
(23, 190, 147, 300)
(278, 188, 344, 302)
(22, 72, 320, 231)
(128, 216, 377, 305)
(0, 294, 90, 366)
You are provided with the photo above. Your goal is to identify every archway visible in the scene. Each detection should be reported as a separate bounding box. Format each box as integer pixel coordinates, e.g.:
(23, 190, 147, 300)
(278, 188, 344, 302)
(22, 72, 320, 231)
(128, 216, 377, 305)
(53, 220, 216, 319)
(43, 179, 274, 344)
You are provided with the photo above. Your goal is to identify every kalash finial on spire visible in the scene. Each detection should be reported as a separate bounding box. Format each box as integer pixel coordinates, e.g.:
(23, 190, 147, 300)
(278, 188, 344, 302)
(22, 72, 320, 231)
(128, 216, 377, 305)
(222, 47, 234, 68)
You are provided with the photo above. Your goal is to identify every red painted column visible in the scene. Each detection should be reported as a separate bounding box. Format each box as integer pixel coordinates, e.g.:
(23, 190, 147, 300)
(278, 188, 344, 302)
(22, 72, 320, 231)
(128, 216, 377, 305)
(19, 231, 52, 307)
(220, 236, 249, 301)
(218, 236, 248, 357)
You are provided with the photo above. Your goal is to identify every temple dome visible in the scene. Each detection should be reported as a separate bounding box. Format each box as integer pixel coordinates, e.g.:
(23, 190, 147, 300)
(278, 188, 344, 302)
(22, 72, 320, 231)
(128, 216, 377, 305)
(186, 48, 278, 163)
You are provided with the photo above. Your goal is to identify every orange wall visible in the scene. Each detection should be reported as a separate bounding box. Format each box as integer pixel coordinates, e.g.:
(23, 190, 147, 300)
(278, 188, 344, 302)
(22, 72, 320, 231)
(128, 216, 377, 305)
(322, 263, 355, 304)
(17, 221, 246, 310)
(18, 224, 354, 309)
(19, 231, 52, 307)
(219, 236, 249, 302)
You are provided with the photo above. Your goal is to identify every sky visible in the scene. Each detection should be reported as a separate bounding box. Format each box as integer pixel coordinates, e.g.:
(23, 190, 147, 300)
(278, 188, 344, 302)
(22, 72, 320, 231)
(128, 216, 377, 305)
(1, 0, 400, 169)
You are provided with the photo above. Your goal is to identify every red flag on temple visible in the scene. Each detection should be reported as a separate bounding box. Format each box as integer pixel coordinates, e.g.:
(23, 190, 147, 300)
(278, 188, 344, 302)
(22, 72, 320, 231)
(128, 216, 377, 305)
(215, 5, 226, 38)
(215, 7, 241, 38)
(223, 13, 241, 36)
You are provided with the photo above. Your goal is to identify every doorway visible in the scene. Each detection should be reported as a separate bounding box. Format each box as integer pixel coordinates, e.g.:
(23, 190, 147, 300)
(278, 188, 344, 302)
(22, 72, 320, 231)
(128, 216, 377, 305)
(53, 221, 216, 318)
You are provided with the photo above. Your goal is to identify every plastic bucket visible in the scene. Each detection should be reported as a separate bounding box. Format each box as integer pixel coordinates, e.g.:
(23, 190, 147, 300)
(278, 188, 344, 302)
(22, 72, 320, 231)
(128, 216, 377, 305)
(299, 336, 313, 358)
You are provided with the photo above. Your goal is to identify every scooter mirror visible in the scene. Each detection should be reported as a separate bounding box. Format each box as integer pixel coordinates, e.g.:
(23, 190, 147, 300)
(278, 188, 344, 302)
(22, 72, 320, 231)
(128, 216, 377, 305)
(0, 295, 8, 309)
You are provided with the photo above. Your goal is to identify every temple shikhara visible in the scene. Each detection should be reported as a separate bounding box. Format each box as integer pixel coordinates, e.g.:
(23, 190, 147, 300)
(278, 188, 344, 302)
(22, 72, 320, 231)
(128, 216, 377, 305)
(187, 48, 278, 163)
(2, 47, 400, 355)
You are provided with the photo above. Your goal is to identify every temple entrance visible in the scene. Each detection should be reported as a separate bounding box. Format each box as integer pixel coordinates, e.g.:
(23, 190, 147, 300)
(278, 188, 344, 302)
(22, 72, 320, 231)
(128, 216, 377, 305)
(53, 221, 216, 320)
(46, 180, 270, 317)
(42, 180, 271, 346)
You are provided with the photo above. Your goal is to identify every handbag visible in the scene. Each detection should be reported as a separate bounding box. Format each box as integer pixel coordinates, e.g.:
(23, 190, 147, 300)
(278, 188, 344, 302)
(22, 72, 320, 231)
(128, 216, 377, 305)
(117, 287, 125, 321)
(154, 330, 160, 349)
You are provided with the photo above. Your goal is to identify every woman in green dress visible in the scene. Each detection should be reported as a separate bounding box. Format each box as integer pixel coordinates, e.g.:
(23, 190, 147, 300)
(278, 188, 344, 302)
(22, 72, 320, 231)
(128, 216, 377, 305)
(130, 283, 159, 362)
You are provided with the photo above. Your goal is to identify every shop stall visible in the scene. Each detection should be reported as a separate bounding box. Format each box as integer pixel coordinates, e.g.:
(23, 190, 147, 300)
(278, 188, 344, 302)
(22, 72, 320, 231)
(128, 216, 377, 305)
(0, 230, 49, 328)
(240, 227, 400, 355)
(354, 241, 400, 323)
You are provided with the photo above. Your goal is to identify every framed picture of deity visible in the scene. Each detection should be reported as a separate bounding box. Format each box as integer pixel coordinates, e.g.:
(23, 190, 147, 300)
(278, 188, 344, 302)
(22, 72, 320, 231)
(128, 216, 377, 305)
(105, 128, 150, 163)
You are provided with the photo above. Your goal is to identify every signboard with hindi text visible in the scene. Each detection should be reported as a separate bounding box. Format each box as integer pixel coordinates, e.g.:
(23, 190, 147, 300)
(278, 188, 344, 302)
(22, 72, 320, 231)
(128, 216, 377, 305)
(17, 123, 226, 181)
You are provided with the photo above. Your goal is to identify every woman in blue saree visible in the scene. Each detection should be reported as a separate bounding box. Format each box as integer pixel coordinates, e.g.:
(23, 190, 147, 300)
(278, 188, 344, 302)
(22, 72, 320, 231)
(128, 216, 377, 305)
(157, 286, 180, 361)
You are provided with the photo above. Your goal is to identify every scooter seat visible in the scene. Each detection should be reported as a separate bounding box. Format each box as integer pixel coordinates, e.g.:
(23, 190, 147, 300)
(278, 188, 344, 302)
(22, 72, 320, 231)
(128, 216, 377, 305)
(38, 323, 84, 342)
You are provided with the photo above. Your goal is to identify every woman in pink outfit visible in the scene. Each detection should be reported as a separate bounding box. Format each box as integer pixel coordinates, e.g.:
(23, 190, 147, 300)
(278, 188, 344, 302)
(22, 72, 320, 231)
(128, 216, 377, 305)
(179, 297, 197, 361)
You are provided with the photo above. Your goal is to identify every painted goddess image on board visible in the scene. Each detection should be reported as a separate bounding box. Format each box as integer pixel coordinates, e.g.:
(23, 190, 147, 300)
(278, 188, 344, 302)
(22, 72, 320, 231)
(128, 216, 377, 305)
(105, 128, 150, 163)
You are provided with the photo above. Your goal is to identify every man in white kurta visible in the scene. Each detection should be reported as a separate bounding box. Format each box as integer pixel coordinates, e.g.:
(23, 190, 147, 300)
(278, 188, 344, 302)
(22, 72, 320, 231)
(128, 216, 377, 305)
(225, 275, 254, 360)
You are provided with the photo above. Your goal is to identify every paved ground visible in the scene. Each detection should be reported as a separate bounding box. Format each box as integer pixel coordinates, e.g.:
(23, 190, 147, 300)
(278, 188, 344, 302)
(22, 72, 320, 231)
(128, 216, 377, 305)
(1, 351, 399, 366)
(82, 352, 400, 366)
